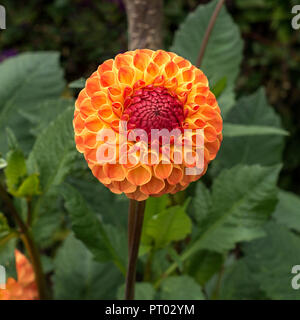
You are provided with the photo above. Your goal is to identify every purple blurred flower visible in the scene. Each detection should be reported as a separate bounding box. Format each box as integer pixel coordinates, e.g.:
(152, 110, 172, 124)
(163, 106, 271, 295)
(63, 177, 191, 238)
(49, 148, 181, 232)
(0, 49, 18, 62)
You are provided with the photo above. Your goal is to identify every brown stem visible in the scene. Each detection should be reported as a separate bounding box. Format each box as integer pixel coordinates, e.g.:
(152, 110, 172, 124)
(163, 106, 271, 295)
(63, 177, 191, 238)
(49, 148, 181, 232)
(196, 0, 225, 68)
(125, 199, 146, 300)
(128, 198, 137, 249)
(0, 184, 48, 299)
(26, 197, 33, 226)
(123, 0, 163, 50)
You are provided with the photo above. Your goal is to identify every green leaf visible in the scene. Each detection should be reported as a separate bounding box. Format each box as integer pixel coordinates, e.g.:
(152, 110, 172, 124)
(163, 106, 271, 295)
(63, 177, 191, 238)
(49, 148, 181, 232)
(145, 205, 192, 248)
(53, 234, 123, 300)
(219, 259, 265, 300)
(68, 78, 86, 89)
(141, 195, 170, 246)
(31, 192, 64, 248)
(214, 88, 285, 171)
(0, 213, 10, 239)
(61, 183, 126, 274)
(167, 247, 184, 272)
(183, 164, 280, 256)
(150, 248, 173, 280)
(211, 77, 227, 98)
(67, 173, 129, 229)
(159, 276, 205, 300)
(144, 195, 170, 223)
(189, 181, 212, 224)
(171, 0, 243, 114)
(5, 128, 19, 150)
(19, 98, 74, 136)
(223, 123, 289, 137)
(273, 190, 300, 232)
(187, 250, 224, 286)
(227, 222, 300, 300)
(27, 107, 76, 247)
(117, 282, 156, 300)
(15, 174, 41, 197)
(4, 149, 27, 195)
(0, 52, 65, 152)
(27, 107, 75, 191)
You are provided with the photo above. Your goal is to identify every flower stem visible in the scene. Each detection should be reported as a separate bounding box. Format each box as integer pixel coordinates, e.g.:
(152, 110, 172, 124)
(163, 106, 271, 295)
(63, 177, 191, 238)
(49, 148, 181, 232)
(125, 199, 146, 300)
(0, 184, 48, 299)
(196, 0, 225, 68)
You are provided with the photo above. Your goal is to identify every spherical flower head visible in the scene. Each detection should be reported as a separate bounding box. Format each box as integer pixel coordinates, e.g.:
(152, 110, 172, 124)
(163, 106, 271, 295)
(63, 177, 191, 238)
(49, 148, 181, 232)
(0, 250, 38, 300)
(73, 49, 222, 201)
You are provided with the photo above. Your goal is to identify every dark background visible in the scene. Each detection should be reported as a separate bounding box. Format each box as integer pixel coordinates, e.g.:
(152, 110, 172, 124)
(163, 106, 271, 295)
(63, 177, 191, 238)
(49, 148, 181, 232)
(0, 0, 299, 195)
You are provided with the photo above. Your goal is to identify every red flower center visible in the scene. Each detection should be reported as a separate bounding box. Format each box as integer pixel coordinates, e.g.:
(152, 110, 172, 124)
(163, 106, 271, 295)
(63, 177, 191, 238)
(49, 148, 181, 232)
(122, 85, 185, 135)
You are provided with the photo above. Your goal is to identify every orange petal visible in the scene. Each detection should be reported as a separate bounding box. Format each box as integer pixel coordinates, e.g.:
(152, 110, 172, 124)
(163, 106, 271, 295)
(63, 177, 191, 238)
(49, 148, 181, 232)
(127, 165, 152, 186)
(75, 135, 85, 153)
(146, 62, 159, 78)
(200, 106, 217, 119)
(153, 50, 170, 66)
(83, 132, 97, 148)
(86, 77, 101, 96)
(175, 57, 190, 69)
(100, 71, 115, 87)
(85, 116, 103, 133)
(103, 163, 125, 181)
(204, 125, 217, 142)
(194, 95, 206, 105)
(98, 59, 113, 73)
(153, 163, 173, 180)
(182, 68, 194, 82)
(115, 53, 132, 69)
(112, 179, 137, 193)
(133, 52, 150, 71)
(167, 165, 183, 185)
(194, 69, 208, 85)
(118, 66, 135, 85)
(91, 92, 109, 110)
(76, 88, 89, 108)
(140, 176, 165, 195)
(139, 49, 153, 57)
(165, 61, 179, 78)
(97, 104, 114, 121)
(154, 181, 176, 196)
(205, 139, 220, 160)
(208, 112, 223, 134)
(73, 113, 85, 134)
(91, 164, 111, 184)
(79, 99, 94, 118)
(84, 148, 97, 163)
(125, 187, 149, 201)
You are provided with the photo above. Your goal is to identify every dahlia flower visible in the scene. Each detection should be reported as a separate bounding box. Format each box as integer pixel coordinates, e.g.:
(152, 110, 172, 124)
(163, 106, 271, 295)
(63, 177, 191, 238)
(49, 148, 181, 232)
(74, 49, 222, 201)
(0, 250, 38, 300)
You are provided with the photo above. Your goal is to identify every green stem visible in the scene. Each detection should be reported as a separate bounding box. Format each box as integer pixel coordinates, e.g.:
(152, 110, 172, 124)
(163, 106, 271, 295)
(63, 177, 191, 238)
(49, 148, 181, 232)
(26, 197, 33, 226)
(143, 247, 154, 282)
(196, 0, 225, 68)
(125, 199, 146, 300)
(211, 264, 225, 300)
(0, 184, 48, 299)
